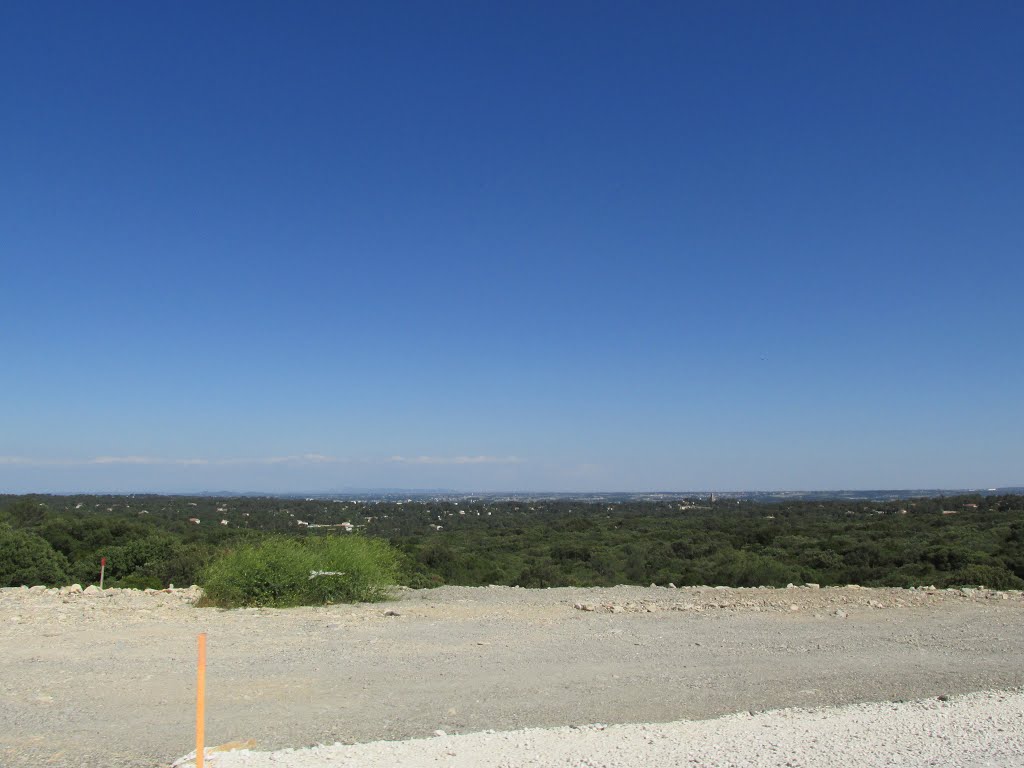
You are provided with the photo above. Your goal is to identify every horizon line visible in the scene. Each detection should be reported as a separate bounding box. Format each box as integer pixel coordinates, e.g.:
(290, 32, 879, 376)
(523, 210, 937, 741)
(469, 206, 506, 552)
(2, 485, 1021, 498)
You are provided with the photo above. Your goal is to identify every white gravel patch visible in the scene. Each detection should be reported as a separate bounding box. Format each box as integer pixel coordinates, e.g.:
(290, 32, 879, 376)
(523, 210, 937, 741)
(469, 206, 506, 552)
(179, 689, 1024, 768)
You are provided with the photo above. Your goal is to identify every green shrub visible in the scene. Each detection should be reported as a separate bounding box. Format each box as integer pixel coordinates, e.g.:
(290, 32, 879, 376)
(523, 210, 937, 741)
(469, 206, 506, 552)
(76, 533, 177, 585)
(113, 573, 164, 590)
(942, 563, 1024, 590)
(0, 528, 70, 587)
(516, 560, 562, 588)
(702, 548, 800, 588)
(304, 535, 401, 602)
(200, 535, 400, 608)
(145, 542, 218, 588)
(83, 538, 218, 589)
(200, 537, 314, 607)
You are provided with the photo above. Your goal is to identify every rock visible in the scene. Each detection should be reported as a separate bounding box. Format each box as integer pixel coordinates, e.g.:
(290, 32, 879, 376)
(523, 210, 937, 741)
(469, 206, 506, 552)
(83, 585, 101, 595)
(611, 605, 625, 613)
(938, 694, 950, 702)
(573, 603, 596, 612)
(383, 609, 401, 617)
(834, 609, 848, 618)
(789, 604, 799, 612)
(668, 583, 677, 589)
(786, 583, 796, 589)
(804, 583, 820, 589)
(650, 583, 658, 588)
(433, 730, 447, 737)
(10, 615, 21, 623)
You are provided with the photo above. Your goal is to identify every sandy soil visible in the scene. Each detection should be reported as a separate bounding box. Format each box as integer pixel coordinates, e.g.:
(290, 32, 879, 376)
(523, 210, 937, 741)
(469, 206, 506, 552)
(1, 584, 1022, 768)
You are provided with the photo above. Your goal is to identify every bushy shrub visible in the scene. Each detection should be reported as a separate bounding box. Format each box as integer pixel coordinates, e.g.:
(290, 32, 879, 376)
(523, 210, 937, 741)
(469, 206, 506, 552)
(82, 537, 218, 589)
(200, 537, 314, 607)
(146, 542, 218, 588)
(0, 528, 70, 587)
(516, 560, 562, 588)
(113, 573, 164, 590)
(879, 562, 942, 588)
(304, 535, 401, 603)
(942, 563, 1024, 590)
(701, 548, 800, 588)
(200, 535, 400, 608)
(76, 534, 178, 585)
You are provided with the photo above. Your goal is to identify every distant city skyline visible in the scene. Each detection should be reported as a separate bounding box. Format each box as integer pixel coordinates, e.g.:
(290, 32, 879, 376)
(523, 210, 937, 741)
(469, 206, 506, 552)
(2, 3, 1022, 494)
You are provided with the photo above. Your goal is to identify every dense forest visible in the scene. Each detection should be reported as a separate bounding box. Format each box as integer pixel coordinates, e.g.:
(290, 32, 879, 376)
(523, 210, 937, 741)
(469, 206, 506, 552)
(1, 493, 1022, 591)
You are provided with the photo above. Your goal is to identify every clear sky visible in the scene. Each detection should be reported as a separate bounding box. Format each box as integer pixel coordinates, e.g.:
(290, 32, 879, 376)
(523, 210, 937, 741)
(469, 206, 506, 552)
(2, 2, 1022, 493)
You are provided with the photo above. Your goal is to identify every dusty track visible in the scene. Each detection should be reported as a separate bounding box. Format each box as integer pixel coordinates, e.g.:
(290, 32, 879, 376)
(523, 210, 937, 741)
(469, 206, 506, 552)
(1, 584, 1022, 768)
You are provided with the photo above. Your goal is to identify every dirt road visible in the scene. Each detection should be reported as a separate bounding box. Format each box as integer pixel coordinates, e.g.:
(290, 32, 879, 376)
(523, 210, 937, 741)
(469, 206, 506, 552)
(1, 584, 1022, 768)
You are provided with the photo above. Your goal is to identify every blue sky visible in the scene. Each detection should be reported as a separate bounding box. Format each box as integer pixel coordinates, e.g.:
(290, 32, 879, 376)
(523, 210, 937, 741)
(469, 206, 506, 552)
(2, 2, 1022, 493)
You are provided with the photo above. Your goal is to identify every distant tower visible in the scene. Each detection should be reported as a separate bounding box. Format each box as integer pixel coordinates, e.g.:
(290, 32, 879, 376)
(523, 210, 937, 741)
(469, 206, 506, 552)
(710, 492, 715, 504)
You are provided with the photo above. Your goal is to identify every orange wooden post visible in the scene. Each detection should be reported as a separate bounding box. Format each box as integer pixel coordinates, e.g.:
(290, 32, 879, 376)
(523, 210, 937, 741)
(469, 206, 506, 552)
(196, 633, 206, 768)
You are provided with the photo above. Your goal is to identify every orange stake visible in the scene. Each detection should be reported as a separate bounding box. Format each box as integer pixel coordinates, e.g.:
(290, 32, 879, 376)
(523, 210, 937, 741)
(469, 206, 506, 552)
(196, 633, 206, 768)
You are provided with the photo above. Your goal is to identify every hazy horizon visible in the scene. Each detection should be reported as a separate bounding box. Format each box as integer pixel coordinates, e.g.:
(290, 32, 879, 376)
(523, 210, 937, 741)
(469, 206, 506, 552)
(1, 469, 1018, 499)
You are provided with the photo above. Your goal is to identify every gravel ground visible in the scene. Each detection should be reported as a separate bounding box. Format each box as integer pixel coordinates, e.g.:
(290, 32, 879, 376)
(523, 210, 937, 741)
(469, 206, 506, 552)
(178, 688, 1024, 768)
(1, 583, 1022, 768)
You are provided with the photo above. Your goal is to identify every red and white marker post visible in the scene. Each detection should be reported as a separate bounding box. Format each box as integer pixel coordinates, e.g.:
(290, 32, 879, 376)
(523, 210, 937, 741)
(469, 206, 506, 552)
(99, 557, 106, 590)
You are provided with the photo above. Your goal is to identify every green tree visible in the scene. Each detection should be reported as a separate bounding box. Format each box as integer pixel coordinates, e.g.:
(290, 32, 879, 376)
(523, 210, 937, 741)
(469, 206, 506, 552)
(1, 498, 48, 529)
(0, 529, 70, 586)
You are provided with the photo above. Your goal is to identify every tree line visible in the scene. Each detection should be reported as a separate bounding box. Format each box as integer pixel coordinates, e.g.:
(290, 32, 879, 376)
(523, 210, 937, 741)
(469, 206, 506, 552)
(1, 493, 1022, 591)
